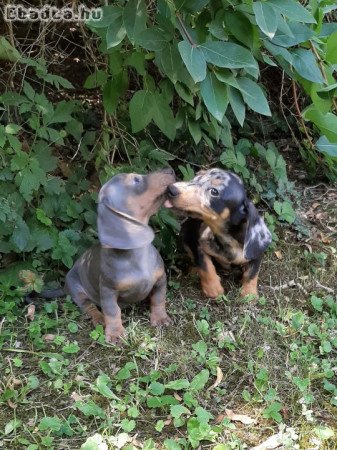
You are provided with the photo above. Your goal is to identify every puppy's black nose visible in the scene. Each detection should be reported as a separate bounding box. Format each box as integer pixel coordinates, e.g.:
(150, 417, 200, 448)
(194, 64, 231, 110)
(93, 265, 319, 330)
(167, 185, 180, 197)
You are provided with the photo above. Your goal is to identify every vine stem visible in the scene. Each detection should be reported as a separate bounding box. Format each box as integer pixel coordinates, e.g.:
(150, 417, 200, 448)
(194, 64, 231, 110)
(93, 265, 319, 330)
(292, 80, 315, 149)
(309, 40, 337, 113)
(176, 12, 196, 47)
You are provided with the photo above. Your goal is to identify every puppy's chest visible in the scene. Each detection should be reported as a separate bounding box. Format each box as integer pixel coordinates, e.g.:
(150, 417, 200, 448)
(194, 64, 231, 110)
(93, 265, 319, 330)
(200, 226, 247, 265)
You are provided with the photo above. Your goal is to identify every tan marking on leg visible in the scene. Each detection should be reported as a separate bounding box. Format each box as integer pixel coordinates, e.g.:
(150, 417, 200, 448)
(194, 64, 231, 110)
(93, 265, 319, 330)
(84, 303, 104, 326)
(198, 255, 224, 298)
(241, 272, 259, 297)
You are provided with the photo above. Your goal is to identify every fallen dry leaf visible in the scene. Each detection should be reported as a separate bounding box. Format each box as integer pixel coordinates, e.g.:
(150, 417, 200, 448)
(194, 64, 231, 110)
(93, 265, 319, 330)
(174, 392, 182, 401)
(164, 418, 172, 426)
(225, 409, 257, 425)
(43, 334, 56, 342)
(26, 304, 35, 321)
(70, 392, 83, 402)
(208, 366, 223, 390)
(274, 250, 283, 260)
(250, 432, 283, 450)
(7, 399, 16, 409)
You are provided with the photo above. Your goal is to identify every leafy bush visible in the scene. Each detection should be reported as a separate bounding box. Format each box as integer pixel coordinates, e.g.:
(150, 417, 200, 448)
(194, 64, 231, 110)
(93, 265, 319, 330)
(1, 0, 336, 273)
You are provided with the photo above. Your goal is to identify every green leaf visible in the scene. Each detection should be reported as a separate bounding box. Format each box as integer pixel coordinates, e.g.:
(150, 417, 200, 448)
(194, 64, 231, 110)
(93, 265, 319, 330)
(121, 418, 136, 432)
(326, 31, 337, 64)
(314, 426, 335, 441)
(106, 16, 126, 48)
(316, 136, 337, 158)
(190, 369, 209, 391)
(270, 23, 314, 47)
(127, 51, 146, 76)
(164, 440, 182, 450)
(11, 219, 30, 251)
(273, 200, 296, 223)
(62, 342, 80, 353)
(136, 28, 168, 51)
(39, 416, 62, 432)
(237, 77, 271, 116)
(291, 49, 324, 84)
(201, 41, 258, 73)
(165, 378, 190, 390)
(170, 404, 190, 419)
(86, 5, 122, 28)
(84, 70, 108, 89)
(311, 295, 323, 312)
(103, 73, 128, 114)
(224, 11, 256, 50)
(229, 87, 245, 126)
(36, 209, 52, 227)
(262, 402, 283, 423)
(4, 419, 21, 436)
(149, 91, 176, 140)
(129, 90, 153, 132)
(149, 381, 165, 395)
(188, 119, 202, 144)
(303, 108, 337, 142)
(178, 41, 206, 83)
(47, 101, 75, 124)
(253, 2, 277, 39)
(268, 0, 316, 24)
(200, 72, 228, 122)
(75, 400, 106, 418)
(123, 0, 147, 42)
(174, 0, 209, 13)
(5, 123, 21, 135)
(0, 37, 21, 62)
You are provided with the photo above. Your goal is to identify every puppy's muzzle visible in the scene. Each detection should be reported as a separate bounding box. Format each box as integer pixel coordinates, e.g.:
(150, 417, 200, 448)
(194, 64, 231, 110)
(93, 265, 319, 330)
(167, 184, 180, 197)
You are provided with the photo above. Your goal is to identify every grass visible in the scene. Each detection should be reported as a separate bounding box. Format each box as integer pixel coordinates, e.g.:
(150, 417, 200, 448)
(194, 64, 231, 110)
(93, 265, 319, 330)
(0, 237, 336, 449)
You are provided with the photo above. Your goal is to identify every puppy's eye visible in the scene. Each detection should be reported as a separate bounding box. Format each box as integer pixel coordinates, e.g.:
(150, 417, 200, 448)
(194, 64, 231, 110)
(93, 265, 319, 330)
(133, 176, 141, 184)
(209, 188, 219, 197)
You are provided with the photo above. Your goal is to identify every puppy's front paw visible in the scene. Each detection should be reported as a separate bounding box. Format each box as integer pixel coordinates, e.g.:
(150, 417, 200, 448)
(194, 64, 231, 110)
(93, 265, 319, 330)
(201, 280, 224, 299)
(91, 311, 105, 327)
(151, 309, 172, 327)
(105, 326, 126, 344)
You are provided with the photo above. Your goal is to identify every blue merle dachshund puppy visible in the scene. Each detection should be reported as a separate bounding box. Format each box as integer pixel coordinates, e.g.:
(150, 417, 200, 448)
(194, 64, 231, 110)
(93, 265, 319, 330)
(165, 169, 272, 298)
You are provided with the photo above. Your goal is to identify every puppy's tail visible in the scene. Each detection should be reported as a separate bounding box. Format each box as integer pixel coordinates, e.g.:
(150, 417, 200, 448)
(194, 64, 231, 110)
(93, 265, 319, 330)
(25, 288, 65, 304)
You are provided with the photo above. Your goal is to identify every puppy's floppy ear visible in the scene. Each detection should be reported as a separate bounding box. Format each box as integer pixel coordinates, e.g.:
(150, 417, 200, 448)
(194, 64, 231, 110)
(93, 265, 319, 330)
(97, 203, 154, 250)
(243, 201, 272, 261)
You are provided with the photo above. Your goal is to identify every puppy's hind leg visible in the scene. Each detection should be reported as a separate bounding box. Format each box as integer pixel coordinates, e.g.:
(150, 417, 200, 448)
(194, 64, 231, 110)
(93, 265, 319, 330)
(65, 268, 104, 326)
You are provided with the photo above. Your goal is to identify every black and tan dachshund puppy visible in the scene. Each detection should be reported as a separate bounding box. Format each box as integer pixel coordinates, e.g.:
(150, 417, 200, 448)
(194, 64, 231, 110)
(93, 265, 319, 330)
(64, 168, 175, 343)
(165, 169, 272, 298)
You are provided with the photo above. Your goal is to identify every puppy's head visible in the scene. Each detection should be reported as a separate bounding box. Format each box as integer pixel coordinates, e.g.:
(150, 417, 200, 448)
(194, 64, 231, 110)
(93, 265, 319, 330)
(98, 168, 175, 249)
(166, 168, 272, 260)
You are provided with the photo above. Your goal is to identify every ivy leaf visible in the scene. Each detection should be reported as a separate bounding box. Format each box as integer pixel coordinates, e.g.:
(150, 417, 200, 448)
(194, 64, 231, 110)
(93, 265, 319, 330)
(10, 218, 30, 251)
(149, 381, 165, 395)
(129, 90, 153, 132)
(303, 108, 337, 142)
(86, 5, 122, 28)
(123, 0, 147, 42)
(149, 91, 176, 140)
(268, 0, 316, 24)
(106, 15, 127, 48)
(178, 41, 206, 83)
(326, 31, 337, 64)
(136, 28, 168, 51)
(291, 49, 324, 84)
(237, 77, 271, 116)
(273, 200, 296, 224)
(253, 2, 277, 39)
(316, 136, 337, 158)
(39, 416, 62, 432)
(270, 23, 314, 47)
(170, 404, 190, 419)
(228, 87, 245, 126)
(201, 41, 258, 73)
(200, 72, 228, 122)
